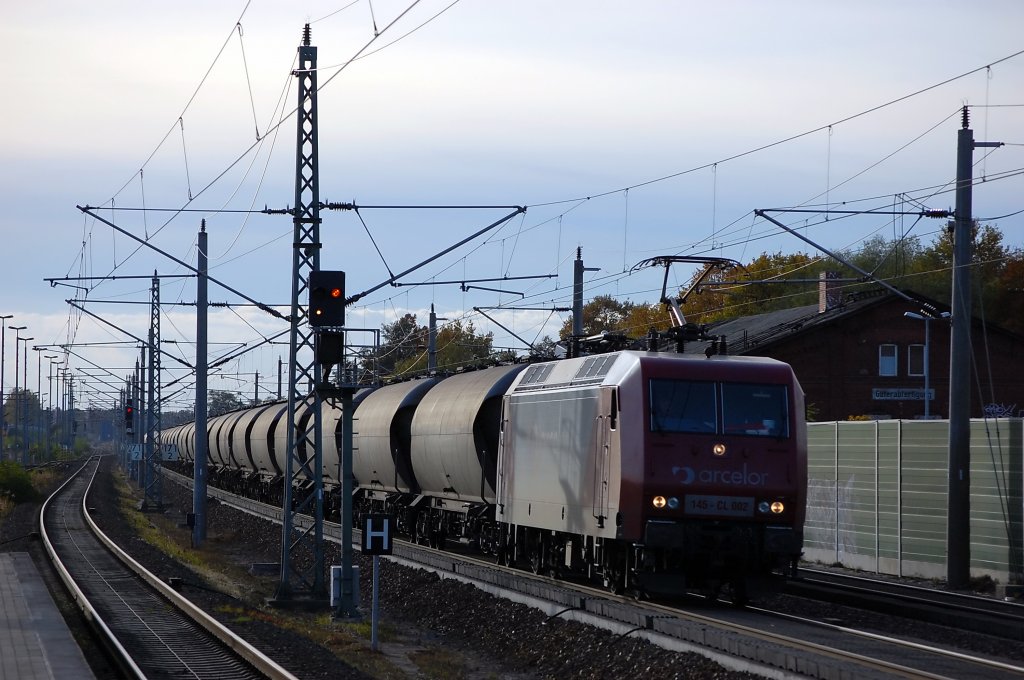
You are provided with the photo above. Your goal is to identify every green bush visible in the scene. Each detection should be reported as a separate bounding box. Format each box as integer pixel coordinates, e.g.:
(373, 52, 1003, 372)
(0, 461, 38, 503)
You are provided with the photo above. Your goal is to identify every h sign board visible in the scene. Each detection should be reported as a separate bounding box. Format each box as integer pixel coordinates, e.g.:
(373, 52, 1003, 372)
(361, 514, 394, 555)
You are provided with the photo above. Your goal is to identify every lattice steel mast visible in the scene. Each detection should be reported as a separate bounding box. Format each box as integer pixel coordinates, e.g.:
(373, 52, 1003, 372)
(143, 271, 162, 509)
(274, 24, 326, 603)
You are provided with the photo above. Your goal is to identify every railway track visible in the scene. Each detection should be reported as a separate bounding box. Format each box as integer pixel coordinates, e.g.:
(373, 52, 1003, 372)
(162, 468, 1024, 679)
(788, 567, 1024, 642)
(40, 457, 298, 680)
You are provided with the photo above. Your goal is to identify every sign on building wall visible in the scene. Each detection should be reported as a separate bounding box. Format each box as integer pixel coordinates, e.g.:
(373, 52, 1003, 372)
(872, 388, 934, 401)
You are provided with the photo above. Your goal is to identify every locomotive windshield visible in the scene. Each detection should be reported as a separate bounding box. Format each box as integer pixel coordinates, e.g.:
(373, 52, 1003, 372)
(721, 383, 789, 437)
(649, 379, 789, 437)
(649, 379, 716, 433)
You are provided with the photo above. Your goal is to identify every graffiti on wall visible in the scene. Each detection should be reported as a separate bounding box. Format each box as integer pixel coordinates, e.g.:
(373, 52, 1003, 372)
(983, 403, 1019, 418)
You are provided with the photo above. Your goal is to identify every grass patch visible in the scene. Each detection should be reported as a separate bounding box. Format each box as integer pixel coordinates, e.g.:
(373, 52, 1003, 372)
(108, 471, 479, 679)
(408, 648, 472, 680)
(112, 475, 206, 572)
(0, 495, 12, 522)
(0, 461, 37, 502)
(30, 467, 61, 493)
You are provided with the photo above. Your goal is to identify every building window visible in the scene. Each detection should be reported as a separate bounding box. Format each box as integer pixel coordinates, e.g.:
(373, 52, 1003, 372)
(907, 344, 925, 377)
(879, 344, 897, 376)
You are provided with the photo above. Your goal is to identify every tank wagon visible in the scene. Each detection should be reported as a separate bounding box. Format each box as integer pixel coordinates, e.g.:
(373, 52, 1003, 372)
(164, 350, 806, 601)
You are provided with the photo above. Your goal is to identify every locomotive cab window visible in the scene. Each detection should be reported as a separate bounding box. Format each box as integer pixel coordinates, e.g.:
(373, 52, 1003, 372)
(649, 379, 716, 433)
(721, 383, 789, 437)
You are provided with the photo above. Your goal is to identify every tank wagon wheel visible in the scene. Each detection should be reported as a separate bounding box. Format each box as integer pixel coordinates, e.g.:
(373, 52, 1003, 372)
(497, 531, 514, 567)
(526, 530, 546, 575)
(701, 583, 722, 602)
(528, 542, 543, 574)
(729, 580, 749, 607)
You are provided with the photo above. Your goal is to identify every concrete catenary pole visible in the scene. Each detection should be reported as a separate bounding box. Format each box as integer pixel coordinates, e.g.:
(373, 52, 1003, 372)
(947, 106, 1002, 588)
(194, 221, 208, 546)
(572, 249, 585, 358)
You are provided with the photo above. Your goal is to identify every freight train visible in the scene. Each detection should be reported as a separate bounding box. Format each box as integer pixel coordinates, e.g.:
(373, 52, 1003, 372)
(164, 350, 806, 603)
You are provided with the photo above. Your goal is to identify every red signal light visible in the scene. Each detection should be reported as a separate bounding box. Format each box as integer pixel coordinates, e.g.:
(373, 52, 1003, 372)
(308, 270, 345, 327)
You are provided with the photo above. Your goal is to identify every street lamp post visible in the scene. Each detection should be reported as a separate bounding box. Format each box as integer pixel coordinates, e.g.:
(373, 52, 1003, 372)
(47, 358, 61, 458)
(40, 353, 56, 461)
(10, 326, 26, 461)
(0, 315, 12, 459)
(904, 311, 950, 419)
(19, 337, 33, 464)
(56, 367, 67, 452)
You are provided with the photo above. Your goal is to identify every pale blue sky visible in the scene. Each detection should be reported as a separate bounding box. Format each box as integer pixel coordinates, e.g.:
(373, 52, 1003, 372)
(2, 1, 1022, 409)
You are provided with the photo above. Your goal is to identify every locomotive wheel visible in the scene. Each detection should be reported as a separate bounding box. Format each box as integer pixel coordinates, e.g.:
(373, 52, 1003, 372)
(602, 564, 624, 594)
(605, 572, 623, 595)
(729, 580, 749, 607)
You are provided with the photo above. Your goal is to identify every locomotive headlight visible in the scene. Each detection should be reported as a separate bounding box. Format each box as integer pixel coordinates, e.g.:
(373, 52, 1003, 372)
(667, 496, 680, 510)
(652, 495, 667, 509)
(712, 443, 726, 456)
(758, 500, 786, 514)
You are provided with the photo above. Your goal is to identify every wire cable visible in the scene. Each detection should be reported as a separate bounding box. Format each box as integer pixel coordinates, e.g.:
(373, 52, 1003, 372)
(526, 48, 1024, 209)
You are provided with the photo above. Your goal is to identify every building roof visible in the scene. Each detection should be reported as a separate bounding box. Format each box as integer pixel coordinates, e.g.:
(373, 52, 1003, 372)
(681, 289, 923, 356)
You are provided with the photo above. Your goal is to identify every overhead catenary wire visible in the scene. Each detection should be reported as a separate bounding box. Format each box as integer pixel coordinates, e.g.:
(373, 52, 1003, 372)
(82, 0, 428, 296)
(235, 22, 261, 140)
(527, 47, 1024, 210)
(58, 13, 1024, 397)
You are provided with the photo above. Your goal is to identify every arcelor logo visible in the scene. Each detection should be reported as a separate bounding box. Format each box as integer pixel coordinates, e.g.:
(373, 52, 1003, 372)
(672, 464, 769, 487)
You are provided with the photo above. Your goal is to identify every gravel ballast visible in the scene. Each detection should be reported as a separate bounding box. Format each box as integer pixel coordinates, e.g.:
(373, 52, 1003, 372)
(3, 457, 762, 679)
(5, 456, 1016, 679)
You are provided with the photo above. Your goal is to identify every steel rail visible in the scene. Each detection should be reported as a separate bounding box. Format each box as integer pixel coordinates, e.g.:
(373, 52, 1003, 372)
(160, 468, 1024, 679)
(40, 457, 299, 680)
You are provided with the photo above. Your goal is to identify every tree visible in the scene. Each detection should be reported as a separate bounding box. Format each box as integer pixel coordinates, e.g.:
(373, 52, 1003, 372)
(907, 222, 1015, 313)
(529, 335, 561, 360)
(208, 390, 247, 417)
(392, 319, 494, 376)
(2, 389, 41, 426)
(620, 302, 675, 338)
(668, 225, 1022, 333)
(845, 233, 924, 282)
(557, 295, 635, 340)
(371, 313, 424, 375)
(991, 254, 1024, 335)
(678, 251, 826, 323)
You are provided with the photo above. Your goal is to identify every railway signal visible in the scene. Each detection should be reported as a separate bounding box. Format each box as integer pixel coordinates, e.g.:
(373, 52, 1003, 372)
(125, 400, 134, 435)
(308, 270, 345, 327)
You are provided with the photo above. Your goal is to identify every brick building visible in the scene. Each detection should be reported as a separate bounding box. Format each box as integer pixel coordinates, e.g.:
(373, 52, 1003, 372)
(684, 284, 1024, 421)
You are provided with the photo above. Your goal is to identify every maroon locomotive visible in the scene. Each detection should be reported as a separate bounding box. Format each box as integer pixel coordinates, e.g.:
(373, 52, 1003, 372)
(494, 351, 806, 602)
